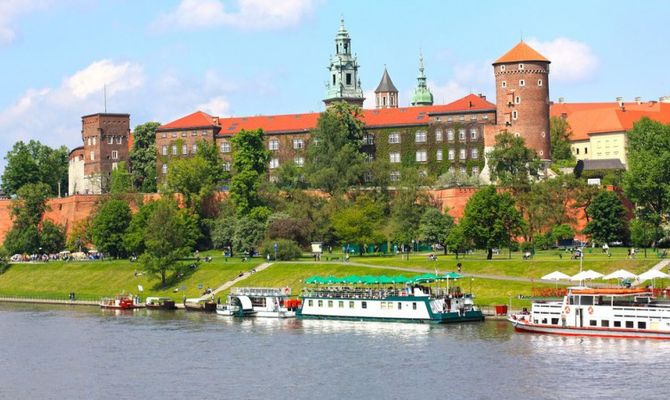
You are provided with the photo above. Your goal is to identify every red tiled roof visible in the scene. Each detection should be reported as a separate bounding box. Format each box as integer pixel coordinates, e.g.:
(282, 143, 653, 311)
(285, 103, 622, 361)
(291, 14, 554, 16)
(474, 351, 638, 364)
(494, 41, 550, 64)
(159, 94, 496, 136)
(550, 101, 670, 141)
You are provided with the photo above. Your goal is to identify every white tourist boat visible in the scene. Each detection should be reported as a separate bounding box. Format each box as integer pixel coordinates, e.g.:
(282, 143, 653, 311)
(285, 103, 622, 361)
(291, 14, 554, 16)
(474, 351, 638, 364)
(216, 287, 297, 318)
(297, 274, 484, 324)
(509, 287, 670, 339)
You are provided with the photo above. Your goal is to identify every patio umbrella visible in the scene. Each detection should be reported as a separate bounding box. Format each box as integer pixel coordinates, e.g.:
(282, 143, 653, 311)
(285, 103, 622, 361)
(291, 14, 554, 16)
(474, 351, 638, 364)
(602, 269, 637, 281)
(443, 272, 463, 280)
(570, 270, 604, 281)
(541, 271, 571, 281)
(638, 269, 670, 288)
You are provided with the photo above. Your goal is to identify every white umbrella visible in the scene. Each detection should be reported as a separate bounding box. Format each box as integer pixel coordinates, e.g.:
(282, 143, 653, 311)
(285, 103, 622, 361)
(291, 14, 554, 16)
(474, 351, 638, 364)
(541, 271, 571, 281)
(602, 269, 637, 280)
(638, 270, 670, 282)
(570, 270, 604, 281)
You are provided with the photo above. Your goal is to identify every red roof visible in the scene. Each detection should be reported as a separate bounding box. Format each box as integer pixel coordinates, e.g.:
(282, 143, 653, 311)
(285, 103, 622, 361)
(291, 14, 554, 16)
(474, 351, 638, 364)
(494, 41, 550, 64)
(550, 101, 670, 141)
(159, 94, 496, 136)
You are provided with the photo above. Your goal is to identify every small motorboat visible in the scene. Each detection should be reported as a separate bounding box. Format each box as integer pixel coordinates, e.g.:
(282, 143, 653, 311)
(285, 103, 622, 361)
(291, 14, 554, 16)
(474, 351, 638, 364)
(145, 297, 177, 310)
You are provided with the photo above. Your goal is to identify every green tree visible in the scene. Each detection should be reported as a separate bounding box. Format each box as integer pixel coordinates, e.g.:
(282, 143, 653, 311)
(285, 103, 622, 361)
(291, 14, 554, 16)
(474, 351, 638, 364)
(332, 195, 385, 255)
(582, 191, 627, 245)
(487, 132, 542, 190)
(140, 199, 198, 287)
(461, 186, 524, 259)
(389, 167, 431, 248)
(305, 102, 366, 194)
(445, 223, 470, 259)
(91, 199, 132, 258)
(3, 225, 40, 255)
(123, 201, 159, 255)
(550, 116, 575, 162)
(629, 218, 661, 258)
(273, 163, 308, 191)
(166, 155, 216, 213)
(233, 216, 266, 254)
(419, 207, 454, 254)
(110, 161, 133, 194)
(259, 238, 302, 261)
(196, 140, 226, 184)
(39, 220, 66, 253)
(2, 140, 68, 196)
(66, 219, 92, 252)
(3, 183, 51, 254)
(128, 122, 160, 192)
(230, 129, 271, 216)
(623, 118, 670, 225)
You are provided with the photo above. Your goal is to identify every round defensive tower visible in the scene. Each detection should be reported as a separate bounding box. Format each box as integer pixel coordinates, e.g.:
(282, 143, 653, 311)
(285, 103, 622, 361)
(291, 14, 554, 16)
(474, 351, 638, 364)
(492, 41, 551, 161)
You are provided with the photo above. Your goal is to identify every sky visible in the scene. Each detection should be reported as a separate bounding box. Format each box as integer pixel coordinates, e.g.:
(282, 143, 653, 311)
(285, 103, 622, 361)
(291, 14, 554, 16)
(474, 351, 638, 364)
(1, 0, 670, 174)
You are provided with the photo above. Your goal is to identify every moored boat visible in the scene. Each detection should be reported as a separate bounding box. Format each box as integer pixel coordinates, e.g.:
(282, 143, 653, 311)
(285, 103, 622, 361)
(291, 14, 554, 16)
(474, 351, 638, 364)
(100, 294, 143, 310)
(145, 297, 177, 310)
(216, 287, 298, 318)
(184, 298, 217, 312)
(509, 287, 670, 339)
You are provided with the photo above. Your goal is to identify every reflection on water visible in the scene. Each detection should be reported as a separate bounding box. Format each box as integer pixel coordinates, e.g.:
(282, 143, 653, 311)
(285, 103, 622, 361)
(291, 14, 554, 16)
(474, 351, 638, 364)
(1, 303, 669, 400)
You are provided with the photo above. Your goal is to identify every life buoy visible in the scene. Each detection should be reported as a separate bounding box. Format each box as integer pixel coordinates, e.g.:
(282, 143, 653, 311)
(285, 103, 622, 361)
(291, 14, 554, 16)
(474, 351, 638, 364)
(587, 306, 594, 315)
(564, 306, 571, 314)
(283, 287, 290, 295)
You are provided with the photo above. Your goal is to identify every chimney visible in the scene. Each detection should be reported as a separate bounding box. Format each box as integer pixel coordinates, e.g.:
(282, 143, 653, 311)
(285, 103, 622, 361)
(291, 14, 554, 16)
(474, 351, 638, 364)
(212, 117, 219, 125)
(634, 96, 642, 104)
(616, 97, 624, 108)
(659, 96, 670, 103)
(478, 93, 486, 100)
(558, 97, 564, 104)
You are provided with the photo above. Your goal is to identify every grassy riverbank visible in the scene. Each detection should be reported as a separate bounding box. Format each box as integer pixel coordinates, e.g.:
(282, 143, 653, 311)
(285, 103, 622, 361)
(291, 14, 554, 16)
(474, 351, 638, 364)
(0, 248, 661, 307)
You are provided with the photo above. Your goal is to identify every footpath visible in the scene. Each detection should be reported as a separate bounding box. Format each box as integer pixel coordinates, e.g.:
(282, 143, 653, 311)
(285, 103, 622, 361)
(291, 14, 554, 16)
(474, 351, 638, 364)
(194, 262, 273, 302)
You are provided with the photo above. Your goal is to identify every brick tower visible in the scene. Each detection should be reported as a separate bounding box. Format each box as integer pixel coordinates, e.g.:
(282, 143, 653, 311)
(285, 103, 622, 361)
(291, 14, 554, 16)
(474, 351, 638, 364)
(492, 41, 551, 161)
(374, 67, 399, 109)
(81, 113, 131, 193)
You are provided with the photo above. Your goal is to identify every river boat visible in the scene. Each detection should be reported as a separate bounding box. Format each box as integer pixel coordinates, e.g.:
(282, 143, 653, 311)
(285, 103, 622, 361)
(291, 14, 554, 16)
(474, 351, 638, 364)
(216, 287, 298, 318)
(100, 294, 143, 310)
(184, 298, 217, 312)
(145, 297, 177, 310)
(297, 278, 484, 324)
(509, 287, 670, 339)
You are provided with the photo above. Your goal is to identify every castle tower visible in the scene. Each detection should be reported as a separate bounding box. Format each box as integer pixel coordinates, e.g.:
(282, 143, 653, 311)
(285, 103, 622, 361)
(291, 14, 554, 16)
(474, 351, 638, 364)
(492, 41, 551, 161)
(374, 67, 399, 109)
(323, 19, 365, 107)
(410, 55, 433, 106)
(81, 113, 131, 194)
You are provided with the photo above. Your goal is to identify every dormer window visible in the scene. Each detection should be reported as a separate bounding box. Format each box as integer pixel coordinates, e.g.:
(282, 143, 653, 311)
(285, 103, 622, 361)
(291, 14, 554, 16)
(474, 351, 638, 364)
(519, 63, 524, 70)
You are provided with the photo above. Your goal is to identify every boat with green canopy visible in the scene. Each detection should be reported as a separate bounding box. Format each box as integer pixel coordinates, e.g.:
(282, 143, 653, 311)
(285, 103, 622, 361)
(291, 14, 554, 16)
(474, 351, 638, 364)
(297, 273, 483, 324)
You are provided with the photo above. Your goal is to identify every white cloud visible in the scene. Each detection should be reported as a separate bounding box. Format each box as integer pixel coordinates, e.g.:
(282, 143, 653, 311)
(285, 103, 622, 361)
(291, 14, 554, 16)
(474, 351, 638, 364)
(0, 0, 51, 45)
(527, 37, 599, 82)
(197, 96, 231, 116)
(66, 60, 144, 99)
(154, 0, 316, 31)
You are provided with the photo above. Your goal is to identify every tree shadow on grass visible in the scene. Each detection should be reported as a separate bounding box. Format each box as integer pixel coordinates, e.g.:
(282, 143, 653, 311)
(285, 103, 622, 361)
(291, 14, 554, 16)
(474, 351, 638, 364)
(150, 260, 200, 291)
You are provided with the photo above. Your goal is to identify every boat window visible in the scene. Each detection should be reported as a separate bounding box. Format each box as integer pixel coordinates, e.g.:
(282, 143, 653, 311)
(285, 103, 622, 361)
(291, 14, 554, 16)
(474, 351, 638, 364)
(412, 302, 417, 310)
(614, 321, 621, 328)
(338, 301, 344, 308)
(398, 302, 402, 310)
(638, 321, 647, 329)
(318, 300, 323, 307)
(601, 320, 609, 327)
(362, 301, 367, 309)
(328, 300, 333, 308)
(580, 296, 594, 306)
(626, 321, 634, 328)
(551, 318, 559, 325)
(568, 297, 575, 305)
(349, 301, 354, 308)
(542, 318, 547, 324)
(308, 300, 313, 307)
(589, 320, 597, 326)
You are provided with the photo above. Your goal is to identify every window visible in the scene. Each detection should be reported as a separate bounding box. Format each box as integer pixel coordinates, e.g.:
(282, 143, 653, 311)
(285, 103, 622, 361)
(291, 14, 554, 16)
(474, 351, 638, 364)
(390, 171, 401, 181)
(111, 150, 118, 160)
(638, 321, 647, 329)
(515, 96, 521, 104)
(116, 136, 122, 144)
(269, 158, 279, 169)
(416, 150, 427, 162)
(584, 148, 588, 154)
(459, 129, 466, 141)
(162, 145, 168, 156)
(108, 136, 114, 144)
(87, 137, 91, 145)
(519, 79, 526, 87)
(538, 79, 543, 86)
(181, 131, 187, 137)
(294, 157, 304, 167)
(223, 162, 231, 171)
(362, 301, 367, 309)
(459, 115, 465, 121)
(460, 149, 466, 160)
(388, 132, 400, 144)
(551, 318, 559, 325)
(472, 166, 479, 175)
(93, 137, 97, 145)
(364, 172, 372, 183)
(318, 300, 323, 307)
(182, 144, 188, 155)
(436, 149, 443, 161)
(448, 149, 455, 160)
(447, 129, 455, 141)
(172, 145, 177, 155)
(415, 130, 427, 143)
(471, 148, 479, 159)
(389, 152, 401, 163)
(327, 300, 333, 308)
(308, 300, 313, 307)
(614, 321, 621, 327)
(191, 130, 197, 136)
(161, 164, 167, 174)
(171, 132, 177, 138)
(349, 301, 354, 308)
(338, 301, 344, 308)
(161, 132, 167, 138)
(412, 302, 417, 310)
(364, 134, 374, 145)
(589, 320, 597, 327)
(435, 129, 443, 142)
(625, 321, 634, 329)
(576, 148, 580, 155)
(501, 81, 507, 88)
(365, 153, 374, 163)
(293, 138, 304, 149)
(346, 73, 352, 85)
(512, 110, 518, 120)
(220, 142, 231, 153)
(192, 144, 198, 153)
(518, 63, 524, 70)
(269, 139, 279, 151)
(500, 65, 506, 71)
(397, 302, 402, 310)
(601, 320, 610, 327)
(90, 151, 95, 161)
(470, 128, 478, 140)
(460, 166, 466, 174)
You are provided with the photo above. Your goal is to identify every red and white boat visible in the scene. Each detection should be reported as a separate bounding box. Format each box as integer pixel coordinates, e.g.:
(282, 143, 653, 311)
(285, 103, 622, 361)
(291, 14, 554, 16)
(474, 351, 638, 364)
(100, 294, 144, 310)
(509, 287, 670, 339)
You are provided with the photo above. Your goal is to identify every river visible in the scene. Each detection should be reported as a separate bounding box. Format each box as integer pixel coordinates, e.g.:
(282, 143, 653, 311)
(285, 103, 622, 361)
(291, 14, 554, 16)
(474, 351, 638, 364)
(0, 303, 668, 399)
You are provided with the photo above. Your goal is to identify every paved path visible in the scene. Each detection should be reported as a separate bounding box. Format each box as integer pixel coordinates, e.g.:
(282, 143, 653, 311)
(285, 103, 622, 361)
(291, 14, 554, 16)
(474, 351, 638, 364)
(195, 262, 273, 301)
(647, 258, 670, 271)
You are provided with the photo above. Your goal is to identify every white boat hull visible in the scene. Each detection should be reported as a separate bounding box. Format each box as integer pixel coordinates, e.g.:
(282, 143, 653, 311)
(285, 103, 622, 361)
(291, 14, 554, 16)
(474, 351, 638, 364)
(509, 318, 670, 340)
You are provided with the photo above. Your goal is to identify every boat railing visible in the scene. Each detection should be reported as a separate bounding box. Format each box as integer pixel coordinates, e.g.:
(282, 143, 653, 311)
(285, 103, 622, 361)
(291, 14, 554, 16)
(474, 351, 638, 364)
(301, 287, 465, 300)
(231, 287, 289, 296)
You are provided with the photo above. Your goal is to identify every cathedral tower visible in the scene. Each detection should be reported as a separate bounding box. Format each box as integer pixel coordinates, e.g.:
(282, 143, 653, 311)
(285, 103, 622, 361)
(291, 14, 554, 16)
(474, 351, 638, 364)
(323, 19, 365, 107)
(374, 67, 398, 109)
(410, 55, 433, 106)
(492, 41, 551, 161)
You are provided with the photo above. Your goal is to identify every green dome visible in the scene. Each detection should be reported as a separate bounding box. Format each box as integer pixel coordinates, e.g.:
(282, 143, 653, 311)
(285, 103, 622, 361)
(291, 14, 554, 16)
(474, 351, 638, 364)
(410, 55, 433, 106)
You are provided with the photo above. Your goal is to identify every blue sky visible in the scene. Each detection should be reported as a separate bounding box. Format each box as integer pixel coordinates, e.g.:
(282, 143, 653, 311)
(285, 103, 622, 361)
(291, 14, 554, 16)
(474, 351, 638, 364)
(1, 0, 669, 174)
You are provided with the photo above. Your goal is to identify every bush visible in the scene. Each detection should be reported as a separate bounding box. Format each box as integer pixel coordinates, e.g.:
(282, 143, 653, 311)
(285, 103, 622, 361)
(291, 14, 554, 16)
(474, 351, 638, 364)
(259, 239, 302, 261)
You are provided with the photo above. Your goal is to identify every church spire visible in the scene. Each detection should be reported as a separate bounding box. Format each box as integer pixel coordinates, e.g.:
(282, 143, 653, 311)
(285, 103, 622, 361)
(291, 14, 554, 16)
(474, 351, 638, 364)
(411, 54, 434, 106)
(323, 19, 365, 107)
